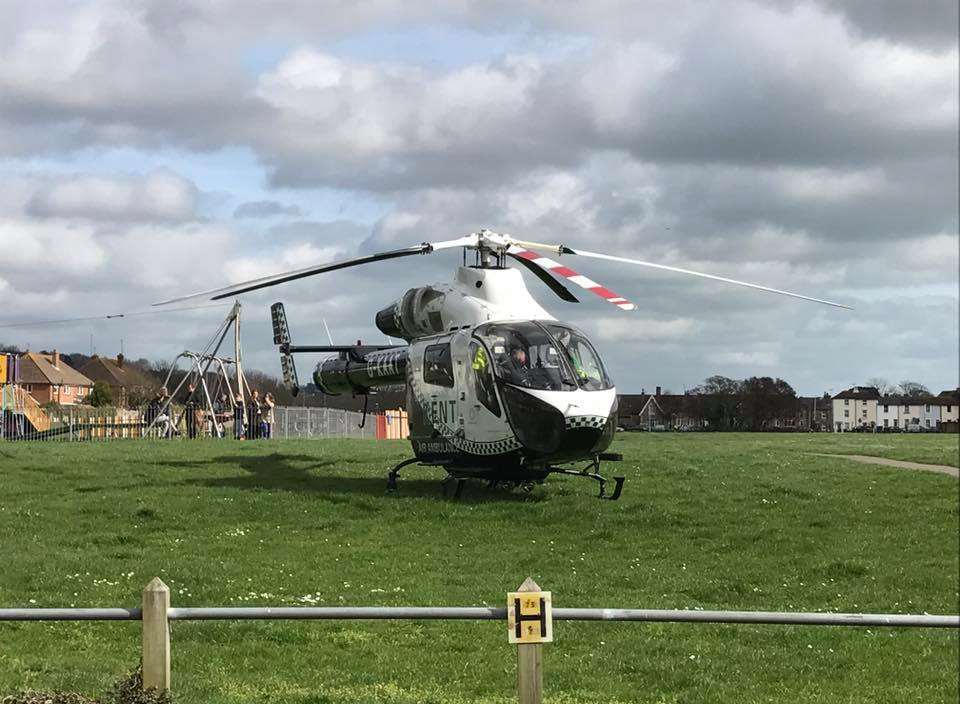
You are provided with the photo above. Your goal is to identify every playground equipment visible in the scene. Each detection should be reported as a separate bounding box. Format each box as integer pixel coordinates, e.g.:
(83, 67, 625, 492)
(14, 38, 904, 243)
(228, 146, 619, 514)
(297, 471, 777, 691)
(144, 302, 251, 438)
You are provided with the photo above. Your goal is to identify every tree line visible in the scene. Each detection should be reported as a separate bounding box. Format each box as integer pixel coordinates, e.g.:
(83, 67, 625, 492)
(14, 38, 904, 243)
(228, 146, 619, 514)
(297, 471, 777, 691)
(673, 375, 934, 431)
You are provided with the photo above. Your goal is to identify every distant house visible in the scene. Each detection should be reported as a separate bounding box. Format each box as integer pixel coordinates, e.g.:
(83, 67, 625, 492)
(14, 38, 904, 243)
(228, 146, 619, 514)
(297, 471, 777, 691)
(618, 388, 708, 430)
(937, 388, 959, 422)
(18, 351, 93, 406)
(917, 397, 940, 430)
(615, 394, 651, 430)
(832, 386, 880, 431)
(635, 393, 669, 430)
(79, 353, 156, 408)
(937, 388, 959, 432)
(877, 396, 904, 430)
(796, 395, 832, 431)
(899, 398, 924, 429)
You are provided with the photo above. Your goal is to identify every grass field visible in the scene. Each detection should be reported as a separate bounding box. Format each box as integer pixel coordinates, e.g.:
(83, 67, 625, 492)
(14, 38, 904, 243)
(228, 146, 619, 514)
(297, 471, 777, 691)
(0, 433, 957, 703)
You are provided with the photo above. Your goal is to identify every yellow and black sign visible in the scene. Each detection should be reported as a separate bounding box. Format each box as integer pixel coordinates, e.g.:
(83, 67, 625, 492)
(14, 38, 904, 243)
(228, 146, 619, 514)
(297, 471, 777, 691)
(507, 590, 553, 644)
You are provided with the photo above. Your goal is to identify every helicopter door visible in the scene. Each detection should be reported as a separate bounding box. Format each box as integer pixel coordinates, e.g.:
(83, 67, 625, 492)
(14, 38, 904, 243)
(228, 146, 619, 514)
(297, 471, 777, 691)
(462, 339, 511, 444)
(420, 339, 459, 438)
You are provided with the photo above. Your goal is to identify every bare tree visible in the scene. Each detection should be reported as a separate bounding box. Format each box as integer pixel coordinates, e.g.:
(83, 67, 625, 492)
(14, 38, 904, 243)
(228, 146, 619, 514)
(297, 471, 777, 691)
(899, 381, 930, 399)
(866, 377, 898, 395)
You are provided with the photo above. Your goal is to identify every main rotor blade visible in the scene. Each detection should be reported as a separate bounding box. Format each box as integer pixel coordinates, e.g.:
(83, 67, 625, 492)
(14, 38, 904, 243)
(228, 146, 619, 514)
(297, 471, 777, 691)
(154, 234, 479, 306)
(509, 238, 852, 310)
(566, 248, 852, 309)
(507, 246, 635, 310)
(505, 250, 579, 303)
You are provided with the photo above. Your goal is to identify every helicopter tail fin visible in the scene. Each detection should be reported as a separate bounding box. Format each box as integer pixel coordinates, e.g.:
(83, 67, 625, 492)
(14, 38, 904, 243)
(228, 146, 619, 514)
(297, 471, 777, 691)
(270, 302, 300, 397)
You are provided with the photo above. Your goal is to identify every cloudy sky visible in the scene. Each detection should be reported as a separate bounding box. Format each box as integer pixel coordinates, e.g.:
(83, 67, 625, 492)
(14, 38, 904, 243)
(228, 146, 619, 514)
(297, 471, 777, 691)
(1, 0, 957, 395)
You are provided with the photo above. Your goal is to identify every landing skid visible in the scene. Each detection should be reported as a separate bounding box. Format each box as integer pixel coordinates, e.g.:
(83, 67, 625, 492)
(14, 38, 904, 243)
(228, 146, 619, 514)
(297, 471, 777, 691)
(385, 453, 625, 500)
(549, 452, 625, 500)
(386, 457, 421, 493)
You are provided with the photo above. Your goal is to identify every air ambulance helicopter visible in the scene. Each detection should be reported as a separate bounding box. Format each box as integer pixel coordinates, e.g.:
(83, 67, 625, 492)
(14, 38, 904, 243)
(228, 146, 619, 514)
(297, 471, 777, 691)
(157, 230, 849, 499)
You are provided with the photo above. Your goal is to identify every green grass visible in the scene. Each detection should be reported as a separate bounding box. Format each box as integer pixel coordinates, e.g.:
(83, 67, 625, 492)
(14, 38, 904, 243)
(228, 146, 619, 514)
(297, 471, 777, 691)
(0, 433, 957, 703)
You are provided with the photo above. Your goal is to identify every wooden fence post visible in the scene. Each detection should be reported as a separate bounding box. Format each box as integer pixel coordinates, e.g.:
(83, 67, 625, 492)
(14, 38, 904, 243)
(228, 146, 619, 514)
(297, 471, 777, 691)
(516, 577, 543, 704)
(142, 577, 171, 692)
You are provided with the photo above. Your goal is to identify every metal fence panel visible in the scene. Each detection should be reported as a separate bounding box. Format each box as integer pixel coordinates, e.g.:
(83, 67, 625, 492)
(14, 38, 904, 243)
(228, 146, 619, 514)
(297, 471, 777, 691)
(272, 406, 377, 440)
(1, 404, 377, 442)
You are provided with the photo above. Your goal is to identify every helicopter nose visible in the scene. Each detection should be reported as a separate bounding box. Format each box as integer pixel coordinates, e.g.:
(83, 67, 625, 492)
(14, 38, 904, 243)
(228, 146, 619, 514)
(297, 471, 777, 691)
(557, 426, 605, 455)
(501, 385, 566, 454)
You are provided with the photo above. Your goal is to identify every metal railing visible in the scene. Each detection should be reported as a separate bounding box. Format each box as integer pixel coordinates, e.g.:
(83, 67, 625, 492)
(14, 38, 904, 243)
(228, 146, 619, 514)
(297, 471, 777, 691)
(2, 606, 955, 628)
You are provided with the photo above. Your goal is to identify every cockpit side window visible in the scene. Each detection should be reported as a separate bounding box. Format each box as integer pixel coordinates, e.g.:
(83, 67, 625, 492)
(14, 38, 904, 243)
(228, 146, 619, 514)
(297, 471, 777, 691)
(422, 343, 454, 387)
(469, 341, 501, 417)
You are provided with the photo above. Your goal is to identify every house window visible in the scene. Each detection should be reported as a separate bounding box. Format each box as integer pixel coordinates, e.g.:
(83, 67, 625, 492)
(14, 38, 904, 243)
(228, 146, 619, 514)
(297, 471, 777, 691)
(844, 399, 849, 406)
(883, 419, 889, 427)
(893, 419, 898, 428)
(883, 404, 889, 412)
(925, 404, 930, 412)
(925, 419, 931, 428)
(844, 409, 849, 418)
(862, 409, 867, 417)
(63, 386, 72, 396)
(948, 405, 953, 412)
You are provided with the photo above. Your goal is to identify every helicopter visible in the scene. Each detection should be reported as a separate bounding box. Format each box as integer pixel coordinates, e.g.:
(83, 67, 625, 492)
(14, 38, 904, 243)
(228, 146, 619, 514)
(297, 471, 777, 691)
(157, 229, 849, 499)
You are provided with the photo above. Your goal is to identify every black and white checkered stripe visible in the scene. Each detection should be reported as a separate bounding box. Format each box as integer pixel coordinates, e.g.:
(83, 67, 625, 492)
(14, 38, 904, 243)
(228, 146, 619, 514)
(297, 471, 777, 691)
(449, 435, 522, 455)
(565, 415, 607, 429)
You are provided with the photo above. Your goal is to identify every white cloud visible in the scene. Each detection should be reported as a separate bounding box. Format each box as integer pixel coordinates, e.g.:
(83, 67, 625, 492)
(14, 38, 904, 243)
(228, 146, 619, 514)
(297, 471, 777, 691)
(28, 169, 198, 222)
(0, 219, 107, 274)
(224, 243, 343, 283)
(593, 316, 695, 342)
(777, 168, 887, 202)
(710, 350, 780, 367)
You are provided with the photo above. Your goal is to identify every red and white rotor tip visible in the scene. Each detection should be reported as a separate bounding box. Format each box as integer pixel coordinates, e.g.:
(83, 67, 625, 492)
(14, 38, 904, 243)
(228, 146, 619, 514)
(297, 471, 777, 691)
(508, 246, 636, 311)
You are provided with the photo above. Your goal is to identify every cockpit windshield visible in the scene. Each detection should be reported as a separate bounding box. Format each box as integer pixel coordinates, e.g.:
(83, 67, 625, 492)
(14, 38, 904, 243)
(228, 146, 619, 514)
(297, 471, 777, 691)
(474, 322, 577, 391)
(474, 321, 613, 391)
(542, 323, 612, 391)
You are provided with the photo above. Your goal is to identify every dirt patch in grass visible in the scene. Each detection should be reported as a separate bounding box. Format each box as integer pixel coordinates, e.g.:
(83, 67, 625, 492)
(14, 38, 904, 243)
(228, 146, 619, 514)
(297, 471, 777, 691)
(2, 670, 170, 704)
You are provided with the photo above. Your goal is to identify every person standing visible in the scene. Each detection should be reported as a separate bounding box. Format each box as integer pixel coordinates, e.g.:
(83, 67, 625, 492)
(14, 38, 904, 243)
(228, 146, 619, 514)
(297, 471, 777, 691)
(212, 393, 229, 438)
(247, 390, 262, 440)
(145, 389, 161, 435)
(262, 393, 276, 439)
(233, 393, 245, 440)
(154, 386, 173, 438)
(184, 383, 199, 439)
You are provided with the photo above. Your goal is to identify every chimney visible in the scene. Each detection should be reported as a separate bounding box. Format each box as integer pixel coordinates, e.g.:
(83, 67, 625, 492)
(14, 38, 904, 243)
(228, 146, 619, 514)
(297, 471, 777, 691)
(53, 349, 60, 368)
(117, 353, 124, 368)
(656, 386, 661, 397)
